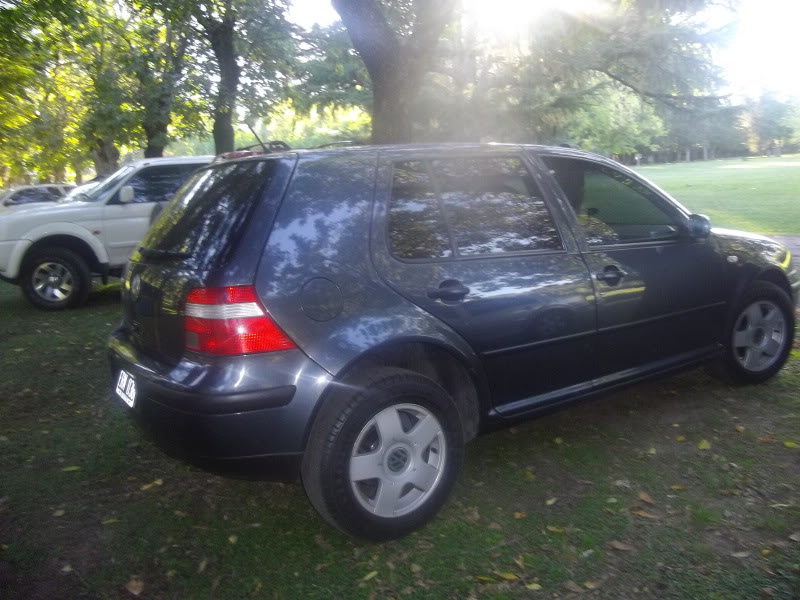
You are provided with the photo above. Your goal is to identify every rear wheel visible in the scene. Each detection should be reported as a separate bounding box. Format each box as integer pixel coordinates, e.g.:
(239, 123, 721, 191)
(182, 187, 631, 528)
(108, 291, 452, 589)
(301, 367, 464, 541)
(714, 281, 795, 384)
(21, 247, 91, 310)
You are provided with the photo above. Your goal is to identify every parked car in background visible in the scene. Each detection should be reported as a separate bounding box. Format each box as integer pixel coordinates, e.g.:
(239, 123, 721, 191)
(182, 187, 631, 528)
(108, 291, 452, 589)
(0, 184, 75, 206)
(0, 155, 213, 309)
(108, 144, 798, 541)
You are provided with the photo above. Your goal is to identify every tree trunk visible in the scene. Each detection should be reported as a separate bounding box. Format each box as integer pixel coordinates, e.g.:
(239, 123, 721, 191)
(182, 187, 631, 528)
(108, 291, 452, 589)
(206, 18, 240, 154)
(333, 0, 456, 144)
(92, 137, 120, 176)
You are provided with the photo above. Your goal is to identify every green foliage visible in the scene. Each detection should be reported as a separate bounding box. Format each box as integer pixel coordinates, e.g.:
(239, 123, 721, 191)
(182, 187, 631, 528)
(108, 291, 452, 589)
(564, 84, 666, 155)
(294, 23, 372, 114)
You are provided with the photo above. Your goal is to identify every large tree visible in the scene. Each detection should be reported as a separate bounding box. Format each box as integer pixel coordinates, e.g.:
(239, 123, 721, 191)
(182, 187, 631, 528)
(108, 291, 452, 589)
(332, 0, 457, 143)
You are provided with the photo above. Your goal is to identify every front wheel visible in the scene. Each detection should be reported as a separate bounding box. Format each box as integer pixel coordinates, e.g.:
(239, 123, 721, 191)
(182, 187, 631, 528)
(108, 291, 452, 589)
(20, 247, 91, 310)
(301, 367, 464, 541)
(714, 281, 795, 384)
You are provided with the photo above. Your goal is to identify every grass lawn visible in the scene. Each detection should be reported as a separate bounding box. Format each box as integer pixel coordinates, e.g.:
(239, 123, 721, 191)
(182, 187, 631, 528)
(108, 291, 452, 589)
(2, 157, 800, 599)
(636, 154, 800, 234)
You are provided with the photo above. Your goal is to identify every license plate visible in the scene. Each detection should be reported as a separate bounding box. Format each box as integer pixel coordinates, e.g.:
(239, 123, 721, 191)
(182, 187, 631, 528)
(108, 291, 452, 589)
(115, 369, 137, 408)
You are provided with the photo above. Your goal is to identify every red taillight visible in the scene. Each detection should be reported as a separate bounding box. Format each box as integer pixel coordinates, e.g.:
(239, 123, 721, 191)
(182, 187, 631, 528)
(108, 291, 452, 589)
(184, 286, 296, 355)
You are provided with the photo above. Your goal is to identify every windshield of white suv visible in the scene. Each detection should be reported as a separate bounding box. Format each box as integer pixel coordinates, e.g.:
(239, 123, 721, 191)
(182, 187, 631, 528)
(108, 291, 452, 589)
(66, 166, 135, 203)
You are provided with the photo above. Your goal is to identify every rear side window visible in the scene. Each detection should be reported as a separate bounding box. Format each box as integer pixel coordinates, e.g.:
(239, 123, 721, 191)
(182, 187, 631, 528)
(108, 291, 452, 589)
(388, 156, 562, 259)
(140, 160, 277, 270)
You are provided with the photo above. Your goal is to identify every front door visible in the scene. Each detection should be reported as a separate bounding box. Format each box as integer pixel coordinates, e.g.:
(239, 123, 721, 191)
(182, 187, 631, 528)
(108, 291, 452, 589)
(102, 163, 204, 265)
(540, 155, 726, 382)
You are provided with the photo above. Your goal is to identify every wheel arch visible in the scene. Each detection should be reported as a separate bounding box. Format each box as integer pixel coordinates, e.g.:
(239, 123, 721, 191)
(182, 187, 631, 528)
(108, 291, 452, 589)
(753, 267, 794, 302)
(725, 266, 795, 326)
(310, 340, 487, 447)
(23, 234, 108, 276)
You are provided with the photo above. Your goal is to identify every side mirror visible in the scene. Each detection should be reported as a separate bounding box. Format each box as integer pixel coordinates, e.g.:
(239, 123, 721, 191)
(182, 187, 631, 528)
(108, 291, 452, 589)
(118, 185, 135, 204)
(687, 213, 711, 239)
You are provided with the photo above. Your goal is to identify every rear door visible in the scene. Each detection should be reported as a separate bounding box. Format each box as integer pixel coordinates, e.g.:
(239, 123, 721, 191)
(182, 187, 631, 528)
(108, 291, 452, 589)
(373, 151, 597, 413)
(539, 153, 726, 382)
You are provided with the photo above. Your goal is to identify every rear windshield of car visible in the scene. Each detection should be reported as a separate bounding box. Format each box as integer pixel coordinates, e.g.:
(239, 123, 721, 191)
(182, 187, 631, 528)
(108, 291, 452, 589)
(139, 159, 278, 270)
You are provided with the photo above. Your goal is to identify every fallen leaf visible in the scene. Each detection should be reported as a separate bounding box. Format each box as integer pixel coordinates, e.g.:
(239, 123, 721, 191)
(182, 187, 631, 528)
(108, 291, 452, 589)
(675, 435, 686, 442)
(783, 441, 798, 448)
(735, 425, 746, 433)
(513, 511, 527, 519)
(564, 580, 584, 592)
(731, 551, 751, 559)
(526, 582, 543, 590)
(124, 578, 144, 596)
(61, 466, 80, 472)
(584, 580, 599, 589)
(525, 471, 536, 481)
(608, 540, 635, 551)
(697, 439, 712, 450)
(554, 437, 564, 445)
(757, 437, 773, 443)
(361, 571, 378, 582)
(60, 565, 72, 573)
(646, 447, 657, 455)
(671, 484, 687, 491)
(638, 491, 655, 505)
(228, 535, 238, 544)
(197, 558, 208, 574)
(410, 563, 422, 574)
(475, 575, 495, 583)
(464, 507, 480, 523)
(140, 479, 164, 491)
(494, 571, 518, 580)
(514, 555, 525, 569)
(546, 525, 565, 533)
(761, 548, 772, 557)
(545, 497, 558, 506)
(174, 510, 187, 518)
(606, 497, 618, 504)
(101, 518, 120, 525)
(165, 570, 177, 579)
(631, 509, 659, 520)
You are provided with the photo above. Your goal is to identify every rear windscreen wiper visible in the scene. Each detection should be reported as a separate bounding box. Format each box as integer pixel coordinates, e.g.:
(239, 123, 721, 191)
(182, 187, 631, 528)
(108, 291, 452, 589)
(138, 246, 192, 260)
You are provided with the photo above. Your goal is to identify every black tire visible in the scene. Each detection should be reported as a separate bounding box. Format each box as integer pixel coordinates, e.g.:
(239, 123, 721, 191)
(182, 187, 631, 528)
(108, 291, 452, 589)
(20, 247, 91, 310)
(713, 281, 795, 384)
(301, 367, 464, 541)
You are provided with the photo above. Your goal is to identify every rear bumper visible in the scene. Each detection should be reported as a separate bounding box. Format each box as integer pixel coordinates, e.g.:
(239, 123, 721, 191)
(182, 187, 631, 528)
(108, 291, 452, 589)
(108, 326, 332, 473)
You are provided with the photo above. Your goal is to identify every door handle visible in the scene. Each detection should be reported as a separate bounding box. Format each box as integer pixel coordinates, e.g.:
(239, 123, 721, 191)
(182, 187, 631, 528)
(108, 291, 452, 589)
(427, 279, 470, 301)
(596, 265, 628, 285)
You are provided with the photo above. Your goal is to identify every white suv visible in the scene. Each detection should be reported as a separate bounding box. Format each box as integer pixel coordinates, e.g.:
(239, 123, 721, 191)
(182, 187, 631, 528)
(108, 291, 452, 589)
(0, 155, 212, 309)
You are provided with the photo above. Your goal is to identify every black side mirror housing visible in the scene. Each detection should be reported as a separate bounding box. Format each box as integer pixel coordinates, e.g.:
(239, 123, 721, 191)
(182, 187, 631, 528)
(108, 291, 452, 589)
(687, 213, 711, 239)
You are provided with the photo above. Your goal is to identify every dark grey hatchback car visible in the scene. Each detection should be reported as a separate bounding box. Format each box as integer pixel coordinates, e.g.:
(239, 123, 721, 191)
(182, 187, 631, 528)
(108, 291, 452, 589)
(109, 144, 798, 540)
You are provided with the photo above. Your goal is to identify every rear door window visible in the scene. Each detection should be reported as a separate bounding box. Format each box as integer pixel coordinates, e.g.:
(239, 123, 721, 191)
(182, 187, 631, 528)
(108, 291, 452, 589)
(140, 160, 278, 270)
(388, 156, 562, 260)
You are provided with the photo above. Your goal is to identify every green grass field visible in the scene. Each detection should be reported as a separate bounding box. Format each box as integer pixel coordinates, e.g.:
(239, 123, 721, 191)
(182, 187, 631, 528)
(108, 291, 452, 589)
(636, 154, 800, 234)
(1, 158, 799, 599)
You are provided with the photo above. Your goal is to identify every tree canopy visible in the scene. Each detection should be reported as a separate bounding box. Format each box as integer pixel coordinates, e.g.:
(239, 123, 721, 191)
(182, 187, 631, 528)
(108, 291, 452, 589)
(0, 0, 797, 185)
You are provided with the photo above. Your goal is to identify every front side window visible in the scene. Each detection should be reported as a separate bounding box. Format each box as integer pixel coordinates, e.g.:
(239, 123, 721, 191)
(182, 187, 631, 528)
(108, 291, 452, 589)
(543, 156, 680, 246)
(123, 164, 203, 204)
(388, 156, 562, 259)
